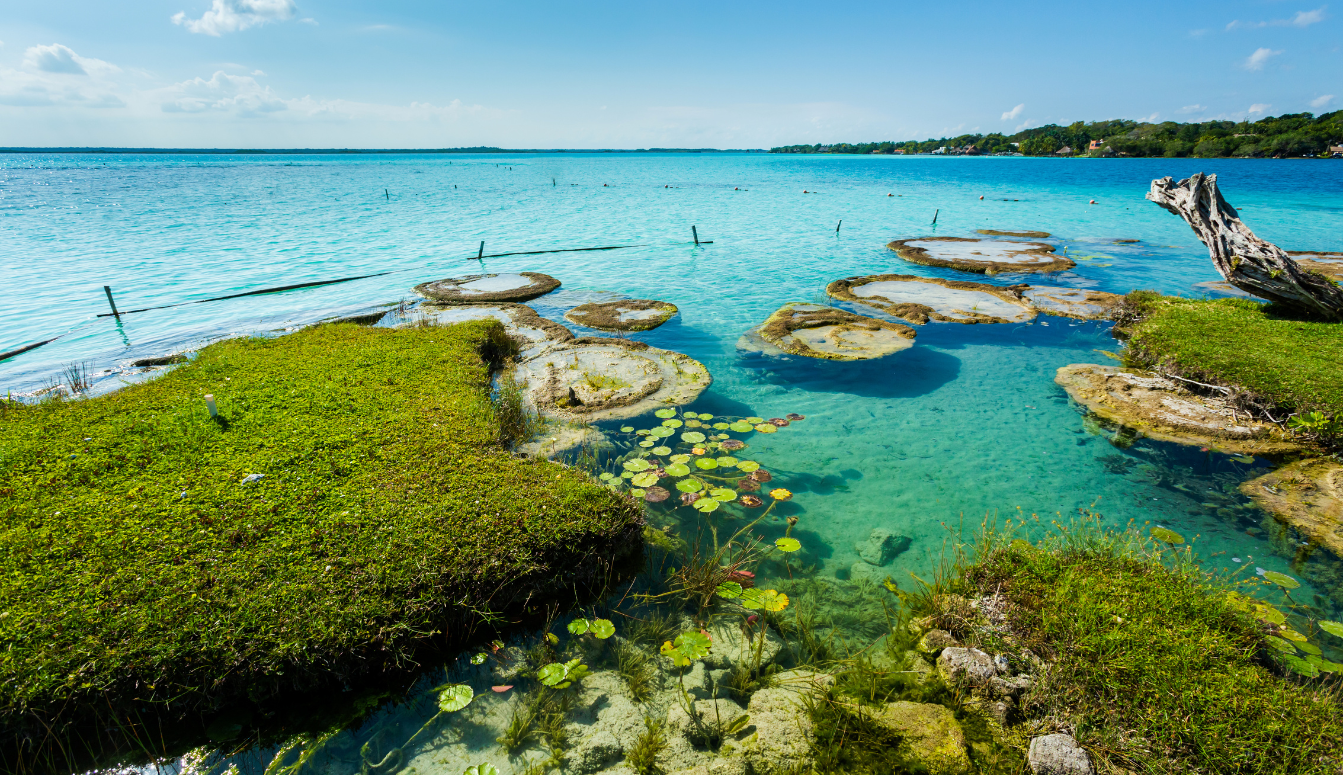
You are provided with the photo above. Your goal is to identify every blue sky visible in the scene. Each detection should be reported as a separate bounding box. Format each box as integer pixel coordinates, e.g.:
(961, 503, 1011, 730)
(1, 1, 1338, 148)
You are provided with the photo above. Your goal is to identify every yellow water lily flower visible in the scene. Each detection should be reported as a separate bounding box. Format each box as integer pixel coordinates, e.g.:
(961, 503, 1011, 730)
(769, 488, 793, 501)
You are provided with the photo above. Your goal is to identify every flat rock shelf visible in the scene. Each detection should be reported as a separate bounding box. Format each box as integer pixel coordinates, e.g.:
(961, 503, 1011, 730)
(890, 237, 1075, 275)
(1054, 363, 1303, 457)
(514, 338, 711, 422)
(739, 303, 916, 360)
(414, 272, 561, 303)
(1289, 251, 1343, 283)
(1019, 286, 1121, 321)
(976, 229, 1051, 238)
(410, 303, 573, 355)
(564, 299, 679, 332)
(1241, 458, 1343, 559)
(827, 274, 1034, 325)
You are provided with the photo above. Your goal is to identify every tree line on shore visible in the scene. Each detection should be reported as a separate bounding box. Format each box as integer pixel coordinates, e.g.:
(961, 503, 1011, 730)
(771, 111, 1343, 158)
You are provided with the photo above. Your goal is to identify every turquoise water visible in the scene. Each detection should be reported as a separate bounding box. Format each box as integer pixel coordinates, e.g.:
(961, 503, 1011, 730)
(4, 154, 1343, 771)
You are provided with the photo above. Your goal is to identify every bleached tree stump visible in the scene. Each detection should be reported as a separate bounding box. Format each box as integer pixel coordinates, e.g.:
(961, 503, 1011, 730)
(1147, 173, 1343, 320)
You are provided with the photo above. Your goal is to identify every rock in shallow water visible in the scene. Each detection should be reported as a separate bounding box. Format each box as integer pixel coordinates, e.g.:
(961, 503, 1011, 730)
(827, 273, 1035, 325)
(514, 338, 711, 422)
(1028, 733, 1093, 775)
(1241, 458, 1343, 558)
(414, 271, 561, 303)
(856, 527, 912, 566)
(872, 701, 973, 775)
(565, 299, 679, 332)
(890, 236, 1075, 275)
(937, 646, 996, 688)
(741, 302, 916, 361)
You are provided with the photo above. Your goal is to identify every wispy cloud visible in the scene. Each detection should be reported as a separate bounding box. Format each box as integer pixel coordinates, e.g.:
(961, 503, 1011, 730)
(22, 44, 120, 76)
(173, 0, 298, 36)
(1226, 7, 1325, 30)
(1001, 103, 1024, 121)
(1311, 94, 1335, 108)
(1243, 48, 1281, 71)
(1178, 104, 1206, 114)
(1248, 103, 1272, 115)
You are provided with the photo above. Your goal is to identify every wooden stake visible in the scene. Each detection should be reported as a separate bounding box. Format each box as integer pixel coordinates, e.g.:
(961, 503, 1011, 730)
(932, 209, 939, 225)
(384, 189, 389, 200)
(692, 226, 700, 246)
(103, 286, 121, 319)
(478, 241, 485, 260)
(836, 220, 842, 234)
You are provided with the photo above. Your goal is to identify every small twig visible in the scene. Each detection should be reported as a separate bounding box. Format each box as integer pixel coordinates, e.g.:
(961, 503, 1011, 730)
(1157, 371, 1232, 394)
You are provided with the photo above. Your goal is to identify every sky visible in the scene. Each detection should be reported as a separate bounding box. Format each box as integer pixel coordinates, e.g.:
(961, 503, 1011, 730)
(0, 0, 1339, 148)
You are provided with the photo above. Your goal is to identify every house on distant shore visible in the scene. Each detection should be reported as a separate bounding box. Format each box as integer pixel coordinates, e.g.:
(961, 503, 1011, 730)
(1088, 140, 1104, 151)
(1056, 146, 1073, 156)
(1330, 144, 1343, 157)
(932, 147, 947, 155)
(893, 149, 905, 155)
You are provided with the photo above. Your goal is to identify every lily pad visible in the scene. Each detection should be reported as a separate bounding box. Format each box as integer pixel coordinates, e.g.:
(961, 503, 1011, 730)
(665, 462, 691, 477)
(639, 440, 655, 448)
(741, 588, 789, 612)
(1149, 526, 1184, 544)
(632, 472, 660, 487)
(620, 426, 635, 433)
(699, 413, 714, 420)
(568, 619, 591, 635)
(670, 454, 691, 464)
(737, 460, 760, 473)
(717, 456, 739, 467)
(682, 431, 707, 443)
(685, 419, 702, 428)
(696, 458, 718, 470)
(621, 471, 635, 479)
(464, 765, 499, 775)
(676, 479, 704, 493)
(754, 423, 778, 434)
(1320, 621, 1343, 639)
(684, 411, 699, 419)
(599, 472, 615, 480)
(438, 684, 475, 713)
(590, 619, 616, 639)
(713, 422, 730, 430)
(651, 426, 675, 438)
(1264, 571, 1300, 589)
(716, 581, 744, 599)
(623, 458, 651, 472)
(693, 498, 720, 513)
(631, 488, 646, 497)
(653, 445, 672, 455)
(775, 537, 802, 552)
(655, 408, 677, 418)
(710, 488, 737, 502)
(644, 486, 670, 503)
(660, 631, 712, 667)
(729, 421, 754, 432)
(662, 419, 684, 428)
(746, 417, 765, 424)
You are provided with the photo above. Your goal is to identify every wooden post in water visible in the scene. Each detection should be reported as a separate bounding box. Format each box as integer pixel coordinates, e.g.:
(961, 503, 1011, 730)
(932, 209, 939, 225)
(385, 189, 389, 200)
(836, 219, 842, 234)
(103, 286, 121, 319)
(477, 241, 485, 260)
(692, 226, 700, 246)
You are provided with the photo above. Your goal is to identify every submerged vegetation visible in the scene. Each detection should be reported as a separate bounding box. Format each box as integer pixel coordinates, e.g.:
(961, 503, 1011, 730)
(1117, 292, 1343, 447)
(0, 320, 643, 772)
(771, 111, 1343, 157)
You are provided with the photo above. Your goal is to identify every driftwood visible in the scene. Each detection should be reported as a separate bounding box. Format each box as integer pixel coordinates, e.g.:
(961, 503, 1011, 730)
(1147, 173, 1343, 320)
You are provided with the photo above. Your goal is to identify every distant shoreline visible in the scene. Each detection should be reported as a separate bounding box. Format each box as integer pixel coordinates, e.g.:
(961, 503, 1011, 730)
(0, 147, 767, 155)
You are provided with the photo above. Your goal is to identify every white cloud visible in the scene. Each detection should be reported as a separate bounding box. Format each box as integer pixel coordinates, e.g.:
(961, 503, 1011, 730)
(1178, 104, 1206, 114)
(1248, 103, 1272, 115)
(1014, 120, 1032, 131)
(1311, 94, 1335, 108)
(1001, 103, 1025, 120)
(1243, 48, 1281, 71)
(172, 0, 297, 36)
(1227, 7, 1326, 30)
(22, 44, 119, 76)
(160, 71, 289, 115)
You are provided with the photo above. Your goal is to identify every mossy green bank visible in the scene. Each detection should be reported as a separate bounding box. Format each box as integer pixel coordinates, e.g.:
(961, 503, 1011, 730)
(0, 321, 642, 768)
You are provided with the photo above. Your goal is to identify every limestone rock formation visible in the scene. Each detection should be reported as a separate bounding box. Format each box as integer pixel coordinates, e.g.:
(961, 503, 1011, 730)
(856, 527, 912, 566)
(514, 338, 711, 422)
(414, 271, 561, 303)
(741, 303, 917, 360)
(977, 229, 1051, 238)
(1019, 286, 1122, 321)
(412, 302, 573, 356)
(1027, 733, 1094, 775)
(1288, 251, 1343, 283)
(1055, 364, 1302, 457)
(1148, 174, 1343, 319)
(565, 299, 680, 332)
(936, 647, 997, 688)
(741, 671, 833, 773)
(872, 701, 973, 775)
(890, 237, 1075, 275)
(1241, 458, 1343, 558)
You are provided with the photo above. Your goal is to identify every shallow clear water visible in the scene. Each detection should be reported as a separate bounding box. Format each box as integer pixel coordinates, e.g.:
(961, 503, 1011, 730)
(3, 153, 1342, 772)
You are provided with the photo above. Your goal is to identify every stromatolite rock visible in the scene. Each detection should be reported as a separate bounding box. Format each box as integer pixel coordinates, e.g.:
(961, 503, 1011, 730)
(414, 271, 560, 303)
(740, 303, 916, 360)
(856, 527, 912, 566)
(827, 274, 1035, 325)
(514, 338, 710, 422)
(1241, 458, 1343, 559)
(871, 701, 973, 775)
(565, 299, 679, 332)
(936, 647, 996, 688)
(1028, 734, 1094, 775)
(890, 236, 1075, 274)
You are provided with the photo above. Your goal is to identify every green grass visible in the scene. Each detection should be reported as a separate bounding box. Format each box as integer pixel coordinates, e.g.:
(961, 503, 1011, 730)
(967, 523, 1343, 774)
(0, 321, 642, 769)
(1120, 292, 1343, 419)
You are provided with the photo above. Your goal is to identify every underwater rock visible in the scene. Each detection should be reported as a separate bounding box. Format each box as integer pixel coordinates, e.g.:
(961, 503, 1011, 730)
(1055, 364, 1303, 457)
(1028, 733, 1094, 775)
(977, 229, 1052, 238)
(514, 338, 711, 422)
(515, 423, 611, 459)
(1018, 286, 1122, 321)
(414, 271, 561, 303)
(668, 759, 749, 775)
(937, 647, 996, 688)
(1288, 251, 1343, 283)
(1240, 458, 1343, 558)
(412, 302, 573, 355)
(570, 729, 623, 774)
(890, 237, 1075, 275)
(564, 299, 679, 332)
(967, 696, 1014, 727)
(988, 675, 1032, 700)
(872, 701, 973, 775)
(741, 303, 917, 361)
(684, 661, 713, 700)
(856, 527, 912, 566)
(666, 697, 750, 749)
(1193, 280, 1256, 299)
(827, 274, 1035, 325)
(849, 560, 887, 584)
(743, 673, 831, 773)
(918, 630, 961, 655)
(131, 353, 188, 368)
(703, 617, 784, 670)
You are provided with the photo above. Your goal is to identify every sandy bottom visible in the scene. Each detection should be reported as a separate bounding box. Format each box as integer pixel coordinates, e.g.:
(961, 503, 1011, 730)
(619, 307, 669, 321)
(459, 273, 534, 293)
(906, 239, 1055, 264)
(1022, 287, 1115, 319)
(790, 324, 914, 358)
(852, 280, 1033, 322)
